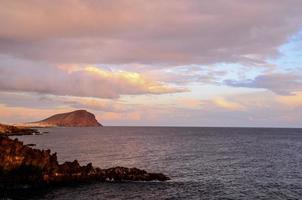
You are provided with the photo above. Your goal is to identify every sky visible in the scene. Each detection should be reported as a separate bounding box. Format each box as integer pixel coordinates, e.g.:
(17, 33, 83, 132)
(0, 0, 302, 127)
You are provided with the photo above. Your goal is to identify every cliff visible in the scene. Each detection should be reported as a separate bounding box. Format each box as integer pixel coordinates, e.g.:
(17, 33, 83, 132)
(28, 110, 102, 127)
(0, 136, 169, 188)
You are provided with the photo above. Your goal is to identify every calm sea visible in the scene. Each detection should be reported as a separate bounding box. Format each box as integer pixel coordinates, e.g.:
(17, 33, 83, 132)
(5, 127, 302, 199)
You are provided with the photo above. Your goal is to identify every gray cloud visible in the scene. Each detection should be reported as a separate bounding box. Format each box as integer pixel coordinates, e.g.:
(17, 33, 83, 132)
(225, 73, 302, 95)
(0, 92, 61, 109)
(0, 0, 302, 65)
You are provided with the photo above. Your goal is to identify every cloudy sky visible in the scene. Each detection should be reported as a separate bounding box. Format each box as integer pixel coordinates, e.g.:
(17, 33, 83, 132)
(0, 0, 302, 127)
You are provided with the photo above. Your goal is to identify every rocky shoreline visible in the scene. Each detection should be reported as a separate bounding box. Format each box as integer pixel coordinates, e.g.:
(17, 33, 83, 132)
(0, 136, 169, 189)
(0, 123, 39, 136)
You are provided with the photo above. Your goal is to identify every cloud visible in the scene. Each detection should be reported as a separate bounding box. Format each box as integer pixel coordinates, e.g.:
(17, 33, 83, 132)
(0, 0, 302, 65)
(177, 98, 203, 109)
(277, 92, 302, 107)
(0, 92, 64, 109)
(1, 90, 302, 127)
(0, 63, 187, 98)
(144, 65, 227, 85)
(1, 1, 302, 127)
(62, 96, 132, 113)
(0, 104, 70, 124)
(212, 98, 246, 111)
(98, 112, 141, 121)
(224, 73, 302, 95)
(176, 97, 245, 111)
(107, 93, 302, 127)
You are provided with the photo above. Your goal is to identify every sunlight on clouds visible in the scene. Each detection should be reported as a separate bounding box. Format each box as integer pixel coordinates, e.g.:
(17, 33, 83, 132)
(57, 64, 82, 74)
(1, 91, 302, 127)
(64, 96, 129, 113)
(57, 64, 188, 95)
(277, 92, 302, 107)
(0, 104, 70, 124)
(85, 66, 146, 85)
(213, 98, 246, 111)
(98, 112, 141, 121)
(0, 1, 302, 127)
(177, 98, 203, 109)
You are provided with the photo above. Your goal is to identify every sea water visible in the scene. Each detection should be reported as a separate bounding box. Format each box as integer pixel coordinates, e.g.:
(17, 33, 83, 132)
(6, 127, 302, 199)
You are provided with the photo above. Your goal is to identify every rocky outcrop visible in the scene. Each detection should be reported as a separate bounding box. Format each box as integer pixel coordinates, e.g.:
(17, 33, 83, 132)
(0, 136, 169, 188)
(0, 123, 39, 136)
(26, 110, 102, 127)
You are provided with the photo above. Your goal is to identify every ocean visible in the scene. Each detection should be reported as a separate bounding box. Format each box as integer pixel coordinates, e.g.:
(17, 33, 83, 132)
(6, 127, 302, 199)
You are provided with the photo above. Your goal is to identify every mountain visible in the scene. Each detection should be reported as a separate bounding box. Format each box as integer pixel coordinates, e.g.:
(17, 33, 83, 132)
(28, 110, 102, 127)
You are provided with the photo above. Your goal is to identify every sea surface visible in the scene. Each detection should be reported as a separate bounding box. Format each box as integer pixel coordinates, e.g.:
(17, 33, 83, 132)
(4, 127, 302, 199)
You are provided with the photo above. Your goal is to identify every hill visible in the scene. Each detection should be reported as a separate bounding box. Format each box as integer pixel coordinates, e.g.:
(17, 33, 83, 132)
(28, 110, 102, 127)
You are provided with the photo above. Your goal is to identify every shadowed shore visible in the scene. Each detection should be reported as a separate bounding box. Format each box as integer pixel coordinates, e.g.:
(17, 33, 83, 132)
(0, 136, 169, 189)
(0, 123, 39, 136)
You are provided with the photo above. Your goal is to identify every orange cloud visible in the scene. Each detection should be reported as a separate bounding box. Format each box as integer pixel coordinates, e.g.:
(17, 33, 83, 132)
(98, 112, 141, 121)
(177, 98, 203, 108)
(277, 92, 302, 107)
(0, 104, 70, 124)
(213, 98, 246, 111)
(62, 96, 128, 112)
(64, 65, 188, 94)
(57, 64, 82, 74)
(0, 64, 187, 99)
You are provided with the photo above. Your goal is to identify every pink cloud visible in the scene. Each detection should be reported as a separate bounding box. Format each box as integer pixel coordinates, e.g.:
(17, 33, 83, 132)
(0, 64, 187, 98)
(0, 0, 301, 64)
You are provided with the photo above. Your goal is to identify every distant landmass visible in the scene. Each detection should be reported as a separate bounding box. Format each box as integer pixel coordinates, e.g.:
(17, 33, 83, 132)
(26, 110, 102, 127)
(0, 123, 38, 136)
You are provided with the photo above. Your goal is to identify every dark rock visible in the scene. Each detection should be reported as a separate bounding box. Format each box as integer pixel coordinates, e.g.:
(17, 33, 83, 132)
(0, 123, 39, 136)
(25, 144, 36, 147)
(0, 136, 169, 189)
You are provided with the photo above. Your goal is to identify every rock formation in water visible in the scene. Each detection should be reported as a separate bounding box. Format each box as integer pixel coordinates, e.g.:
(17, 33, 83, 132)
(27, 110, 102, 127)
(0, 123, 39, 136)
(0, 136, 169, 188)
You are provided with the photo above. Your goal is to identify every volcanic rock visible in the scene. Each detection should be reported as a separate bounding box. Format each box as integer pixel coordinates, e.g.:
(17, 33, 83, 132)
(0, 136, 169, 189)
(27, 110, 102, 127)
(0, 123, 39, 136)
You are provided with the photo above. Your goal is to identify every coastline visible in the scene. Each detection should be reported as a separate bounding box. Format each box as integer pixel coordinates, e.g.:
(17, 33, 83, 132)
(0, 134, 169, 190)
(0, 123, 40, 136)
